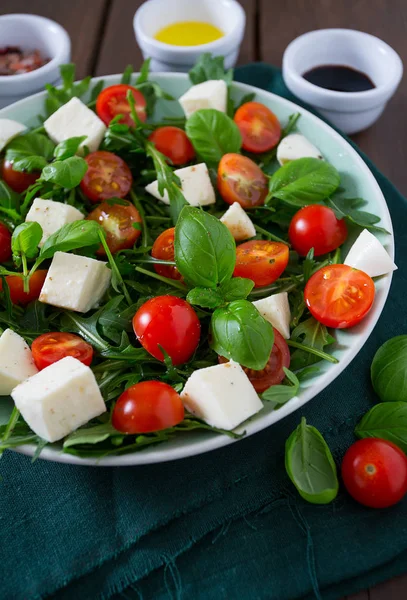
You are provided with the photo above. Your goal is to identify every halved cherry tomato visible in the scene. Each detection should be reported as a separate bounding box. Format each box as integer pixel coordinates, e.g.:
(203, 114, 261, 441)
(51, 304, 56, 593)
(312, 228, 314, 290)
(233, 240, 289, 287)
(80, 151, 133, 203)
(0, 270, 47, 306)
(289, 205, 347, 257)
(0, 222, 12, 263)
(304, 264, 375, 329)
(341, 438, 407, 508)
(87, 199, 142, 255)
(31, 332, 93, 370)
(151, 227, 182, 281)
(234, 102, 281, 153)
(112, 381, 184, 434)
(96, 84, 147, 127)
(218, 153, 268, 209)
(219, 327, 290, 393)
(1, 159, 40, 193)
(148, 126, 195, 166)
(133, 295, 200, 365)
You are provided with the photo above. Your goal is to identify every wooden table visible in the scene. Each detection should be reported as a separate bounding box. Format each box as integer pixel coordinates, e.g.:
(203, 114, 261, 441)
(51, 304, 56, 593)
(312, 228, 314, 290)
(2, 1, 407, 598)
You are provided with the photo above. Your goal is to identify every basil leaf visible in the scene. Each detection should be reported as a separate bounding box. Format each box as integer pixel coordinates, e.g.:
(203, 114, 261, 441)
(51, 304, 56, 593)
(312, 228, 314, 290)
(210, 299, 274, 369)
(53, 136, 87, 160)
(63, 423, 118, 448)
(285, 417, 339, 504)
(290, 317, 335, 370)
(186, 287, 223, 309)
(268, 158, 340, 206)
(0, 180, 20, 210)
(175, 206, 236, 288)
(11, 222, 42, 264)
(326, 196, 389, 234)
(39, 220, 101, 261)
(262, 368, 299, 404)
(219, 277, 254, 302)
(41, 156, 88, 189)
(189, 53, 233, 85)
(355, 402, 407, 453)
(371, 336, 407, 402)
(5, 133, 55, 173)
(186, 109, 242, 166)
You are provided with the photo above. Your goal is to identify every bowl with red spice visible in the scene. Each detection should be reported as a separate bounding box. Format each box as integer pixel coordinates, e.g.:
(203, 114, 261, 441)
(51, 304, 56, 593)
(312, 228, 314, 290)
(0, 14, 71, 108)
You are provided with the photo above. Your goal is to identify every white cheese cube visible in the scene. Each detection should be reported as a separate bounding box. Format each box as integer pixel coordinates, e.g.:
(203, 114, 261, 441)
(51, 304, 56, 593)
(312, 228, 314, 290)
(44, 97, 106, 153)
(252, 292, 291, 339)
(11, 356, 106, 442)
(39, 251, 111, 313)
(277, 134, 322, 166)
(179, 80, 227, 118)
(181, 360, 263, 430)
(0, 118, 26, 152)
(344, 229, 397, 277)
(0, 329, 38, 395)
(220, 202, 256, 241)
(25, 198, 84, 247)
(145, 163, 216, 206)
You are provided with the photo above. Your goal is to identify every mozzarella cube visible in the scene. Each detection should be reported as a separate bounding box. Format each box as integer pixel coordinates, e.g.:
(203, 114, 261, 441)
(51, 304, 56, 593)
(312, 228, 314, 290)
(179, 80, 227, 118)
(252, 292, 291, 339)
(25, 198, 84, 247)
(11, 356, 106, 442)
(0, 329, 38, 395)
(145, 163, 215, 206)
(44, 97, 106, 153)
(344, 229, 397, 277)
(39, 252, 111, 313)
(0, 118, 26, 152)
(277, 134, 322, 166)
(220, 202, 256, 241)
(181, 360, 263, 430)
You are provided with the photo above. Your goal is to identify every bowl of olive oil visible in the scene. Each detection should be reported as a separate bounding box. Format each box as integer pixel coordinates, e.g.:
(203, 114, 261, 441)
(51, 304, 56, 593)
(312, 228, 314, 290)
(134, 0, 246, 72)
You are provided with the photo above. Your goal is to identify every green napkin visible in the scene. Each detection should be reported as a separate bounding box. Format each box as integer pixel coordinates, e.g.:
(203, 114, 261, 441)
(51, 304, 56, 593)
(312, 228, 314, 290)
(1, 64, 407, 600)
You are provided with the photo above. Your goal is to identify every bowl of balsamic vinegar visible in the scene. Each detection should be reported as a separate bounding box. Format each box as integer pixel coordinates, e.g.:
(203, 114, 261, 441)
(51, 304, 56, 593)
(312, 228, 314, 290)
(282, 29, 403, 134)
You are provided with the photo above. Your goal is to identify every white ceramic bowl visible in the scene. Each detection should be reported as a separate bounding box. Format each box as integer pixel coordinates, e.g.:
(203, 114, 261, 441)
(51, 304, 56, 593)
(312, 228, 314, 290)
(283, 29, 403, 135)
(134, 0, 245, 72)
(0, 14, 71, 109)
(0, 72, 394, 466)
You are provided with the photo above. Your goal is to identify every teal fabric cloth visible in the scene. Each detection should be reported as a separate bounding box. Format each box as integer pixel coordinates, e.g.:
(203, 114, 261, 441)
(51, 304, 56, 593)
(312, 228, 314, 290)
(2, 64, 407, 600)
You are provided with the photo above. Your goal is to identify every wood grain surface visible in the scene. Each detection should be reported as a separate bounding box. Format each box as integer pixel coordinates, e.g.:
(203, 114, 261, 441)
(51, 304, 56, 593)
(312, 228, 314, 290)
(1, 1, 407, 597)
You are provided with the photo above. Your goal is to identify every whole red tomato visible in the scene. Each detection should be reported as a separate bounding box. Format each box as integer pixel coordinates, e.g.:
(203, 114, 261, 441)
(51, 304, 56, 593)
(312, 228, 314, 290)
(289, 205, 347, 257)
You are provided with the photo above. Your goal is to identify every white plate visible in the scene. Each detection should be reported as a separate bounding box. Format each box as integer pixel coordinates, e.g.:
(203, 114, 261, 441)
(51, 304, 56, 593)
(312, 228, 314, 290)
(0, 73, 394, 466)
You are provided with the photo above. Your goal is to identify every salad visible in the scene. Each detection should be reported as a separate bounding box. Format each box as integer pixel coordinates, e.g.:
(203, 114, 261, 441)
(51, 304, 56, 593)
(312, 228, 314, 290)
(0, 54, 396, 460)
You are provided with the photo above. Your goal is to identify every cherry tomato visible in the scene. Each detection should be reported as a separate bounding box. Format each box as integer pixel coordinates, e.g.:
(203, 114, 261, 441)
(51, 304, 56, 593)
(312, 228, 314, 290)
(112, 381, 184, 434)
(96, 84, 147, 127)
(218, 153, 268, 209)
(342, 438, 407, 508)
(1, 159, 40, 193)
(234, 102, 281, 153)
(219, 327, 290, 393)
(31, 332, 93, 370)
(87, 199, 142, 255)
(0, 222, 12, 263)
(148, 126, 195, 166)
(0, 270, 47, 306)
(233, 240, 289, 288)
(288, 205, 348, 257)
(304, 264, 375, 329)
(151, 227, 182, 281)
(80, 151, 133, 203)
(133, 295, 200, 366)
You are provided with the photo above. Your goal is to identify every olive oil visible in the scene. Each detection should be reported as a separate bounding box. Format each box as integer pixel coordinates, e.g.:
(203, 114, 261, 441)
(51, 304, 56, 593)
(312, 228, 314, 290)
(154, 21, 224, 46)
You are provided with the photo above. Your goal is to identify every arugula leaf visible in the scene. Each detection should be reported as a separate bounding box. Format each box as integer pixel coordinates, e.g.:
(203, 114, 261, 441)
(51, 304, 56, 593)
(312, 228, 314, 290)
(5, 133, 55, 173)
(90, 80, 104, 103)
(185, 109, 242, 166)
(41, 156, 88, 189)
(45, 63, 92, 115)
(262, 368, 300, 404)
(289, 317, 336, 370)
(326, 196, 389, 234)
(302, 248, 315, 283)
(11, 222, 42, 268)
(0, 180, 21, 222)
(98, 231, 132, 305)
(210, 299, 274, 369)
(63, 422, 118, 448)
(189, 53, 233, 85)
(235, 92, 256, 110)
(121, 64, 133, 84)
(53, 136, 87, 160)
(38, 220, 101, 261)
(186, 287, 223, 309)
(175, 206, 236, 288)
(268, 158, 340, 206)
(136, 59, 151, 84)
(219, 277, 254, 302)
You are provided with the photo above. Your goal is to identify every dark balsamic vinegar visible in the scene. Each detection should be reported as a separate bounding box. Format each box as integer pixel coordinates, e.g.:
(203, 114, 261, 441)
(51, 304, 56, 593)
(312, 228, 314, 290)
(302, 65, 375, 93)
